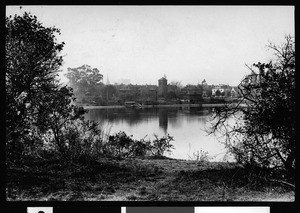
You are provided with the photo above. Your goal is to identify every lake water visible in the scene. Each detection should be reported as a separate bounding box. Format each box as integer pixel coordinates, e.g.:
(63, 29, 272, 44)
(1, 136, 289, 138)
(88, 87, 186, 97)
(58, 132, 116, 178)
(85, 106, 234, 161)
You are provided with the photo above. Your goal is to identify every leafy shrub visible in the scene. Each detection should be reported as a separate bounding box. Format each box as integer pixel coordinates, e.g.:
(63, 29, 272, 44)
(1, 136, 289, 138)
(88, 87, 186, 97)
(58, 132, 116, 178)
(151, 134, 174, 158)
(103, 131, 135, 158)
(62, 119, 105, 162)
(102, 132, 174, 159)
(130, 139, 151, 157)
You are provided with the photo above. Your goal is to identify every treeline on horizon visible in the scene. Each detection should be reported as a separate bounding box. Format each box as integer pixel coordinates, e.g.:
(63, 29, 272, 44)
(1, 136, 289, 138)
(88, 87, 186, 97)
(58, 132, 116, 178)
(65, 65, 240, 106)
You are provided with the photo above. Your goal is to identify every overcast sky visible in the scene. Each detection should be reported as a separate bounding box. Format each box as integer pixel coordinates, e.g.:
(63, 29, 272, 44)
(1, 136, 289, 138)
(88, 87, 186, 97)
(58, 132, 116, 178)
(6, 6, 294, 86)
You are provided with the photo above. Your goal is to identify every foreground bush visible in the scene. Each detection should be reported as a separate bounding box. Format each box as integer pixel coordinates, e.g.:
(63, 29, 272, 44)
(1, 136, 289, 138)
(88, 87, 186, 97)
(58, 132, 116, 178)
(103, 131, 174, 159)
(210, 36, 295, 183)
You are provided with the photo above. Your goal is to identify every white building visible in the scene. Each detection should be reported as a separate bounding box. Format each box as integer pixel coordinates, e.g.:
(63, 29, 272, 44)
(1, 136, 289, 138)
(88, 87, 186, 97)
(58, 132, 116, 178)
(212, 85, 225, 96)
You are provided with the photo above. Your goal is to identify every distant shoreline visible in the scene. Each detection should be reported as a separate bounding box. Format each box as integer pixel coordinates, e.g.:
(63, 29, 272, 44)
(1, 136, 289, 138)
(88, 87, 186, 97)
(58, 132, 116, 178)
(82, 103, 245, 109)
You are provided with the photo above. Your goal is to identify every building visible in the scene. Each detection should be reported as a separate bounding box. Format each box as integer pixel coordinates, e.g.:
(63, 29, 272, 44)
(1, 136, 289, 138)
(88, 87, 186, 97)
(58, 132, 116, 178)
(118, 84, 140, 102)
(179, 85, 203, 103)
(158, 76, 168, 98)
(230, 87, 238, 98)
(212, 85, 225, 97)
(212, 84, 231, 97)
(140, 85, 158, 103)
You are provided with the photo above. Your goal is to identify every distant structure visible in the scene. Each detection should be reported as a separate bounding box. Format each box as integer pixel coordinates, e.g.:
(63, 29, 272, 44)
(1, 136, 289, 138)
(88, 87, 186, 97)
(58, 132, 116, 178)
(158, 75, 168, 97)
(201, 79, 209, 97)
(231, 87, 238, 97)
(212, 84, 232, 97)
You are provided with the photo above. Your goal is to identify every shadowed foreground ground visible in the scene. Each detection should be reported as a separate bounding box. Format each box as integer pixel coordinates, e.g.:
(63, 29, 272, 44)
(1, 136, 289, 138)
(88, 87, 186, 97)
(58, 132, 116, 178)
(6, 158, 295, 201)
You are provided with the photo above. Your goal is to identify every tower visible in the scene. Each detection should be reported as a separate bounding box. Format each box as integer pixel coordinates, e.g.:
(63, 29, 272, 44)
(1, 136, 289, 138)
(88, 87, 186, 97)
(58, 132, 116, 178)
(158, 75, 168, 97)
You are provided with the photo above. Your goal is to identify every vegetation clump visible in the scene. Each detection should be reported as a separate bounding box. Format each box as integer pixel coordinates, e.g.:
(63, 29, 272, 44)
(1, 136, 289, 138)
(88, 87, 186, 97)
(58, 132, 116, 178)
(210, 35, 295, 185)
(103, 131, 174, 159)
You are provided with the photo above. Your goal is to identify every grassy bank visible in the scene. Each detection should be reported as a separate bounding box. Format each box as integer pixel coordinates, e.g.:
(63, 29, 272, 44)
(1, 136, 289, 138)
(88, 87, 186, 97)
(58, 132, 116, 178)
(6, 157, 294, 201)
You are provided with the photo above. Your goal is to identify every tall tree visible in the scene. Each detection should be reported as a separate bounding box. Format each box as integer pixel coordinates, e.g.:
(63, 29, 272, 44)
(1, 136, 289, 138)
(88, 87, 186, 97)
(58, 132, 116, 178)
(6, 12, 65, 158)
(65, 65, 103, 97)
(6, 12, 86, 162)
(210, 35, 295, 182)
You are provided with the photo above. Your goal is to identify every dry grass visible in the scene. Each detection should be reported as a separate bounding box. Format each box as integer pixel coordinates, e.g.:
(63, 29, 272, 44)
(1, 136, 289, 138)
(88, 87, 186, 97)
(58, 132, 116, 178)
(6, 157, 295, 201)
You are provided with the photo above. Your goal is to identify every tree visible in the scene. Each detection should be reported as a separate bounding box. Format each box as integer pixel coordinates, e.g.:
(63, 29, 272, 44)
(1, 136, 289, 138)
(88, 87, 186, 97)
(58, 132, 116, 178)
(6, 12, 66, 160)
(6, 12, 88, 163)
(225, 89, 231, 97)
(66, 65, 103, 97)
(166, 91, 178, 100)
(170, 81, 183, 89)
(210, 35, 295, 182)
(35, 86, 87, 155)
(101, 84, 117, 101)
(215, 90, 221, 97)
(206, 86, 213, 97)
(167, 82, 182, 100)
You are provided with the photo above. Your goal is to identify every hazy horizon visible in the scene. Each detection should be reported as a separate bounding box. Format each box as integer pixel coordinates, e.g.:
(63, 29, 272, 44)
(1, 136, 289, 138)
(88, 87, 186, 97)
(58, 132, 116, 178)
(6, 6, 294, 86)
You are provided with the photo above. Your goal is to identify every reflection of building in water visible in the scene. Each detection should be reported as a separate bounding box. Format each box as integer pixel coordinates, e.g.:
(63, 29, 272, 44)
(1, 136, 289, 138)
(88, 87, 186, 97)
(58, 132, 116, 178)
(167, 109, 182, 129)
(158, 108, 168, 134)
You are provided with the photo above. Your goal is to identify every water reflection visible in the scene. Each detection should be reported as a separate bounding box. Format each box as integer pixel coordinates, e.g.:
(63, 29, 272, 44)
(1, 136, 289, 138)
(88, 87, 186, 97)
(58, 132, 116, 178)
(85, 106, 230, 160)
(158, 108, 168, 134)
